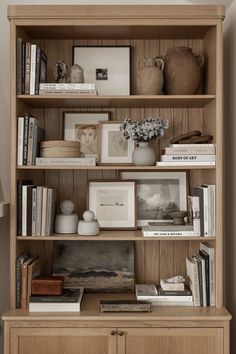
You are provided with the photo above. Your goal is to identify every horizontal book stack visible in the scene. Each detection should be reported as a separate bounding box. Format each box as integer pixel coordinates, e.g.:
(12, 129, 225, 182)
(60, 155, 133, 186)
(136, 283, 193, 306)
(17, 180, 56, 236)
(39, 83, 97, 95)
(156, 144, 216, 166)
(17, 114, 45, 166)
(16, 38, 47, 95)
(186, 242, 215, 307)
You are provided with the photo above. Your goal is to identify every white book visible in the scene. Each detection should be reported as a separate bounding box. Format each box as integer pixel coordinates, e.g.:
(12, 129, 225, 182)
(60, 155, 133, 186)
(41, 187, 48, 236)
(201, 186, 209, 236)
(161, 155, 216, 162)
(142, 227, 194, 237)
(156, 161, 215, 166)
(186, 257, 200, 306)
(161, 146, 215, 155)
(200, 242, 215, 306)
(39, 90, 97, 95)
(27, 117, 36, 165)
(39, 83, 96, 90)
(187, 196, 201, 236)
(135, 284, 158, 298)
(151, 301, 193, 307)
(202, 184, 215, 236)
(195, 254, 207, 306)
(138, 295, 193, 302)
(30, 44, 37, 95)
(17, 117, 24, 166)
(35, 186, 43, 236)
(171, 144, 215, 148)
(45, 188, 53, 235)
(31, 187, 37, 236)
(36, 157, 96, 166)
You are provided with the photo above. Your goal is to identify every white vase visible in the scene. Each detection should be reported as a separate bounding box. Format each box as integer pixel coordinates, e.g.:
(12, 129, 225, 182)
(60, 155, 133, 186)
(132, 142, 156, 166)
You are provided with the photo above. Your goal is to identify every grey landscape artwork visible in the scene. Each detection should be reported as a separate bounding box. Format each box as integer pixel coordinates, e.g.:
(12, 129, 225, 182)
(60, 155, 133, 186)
(53, 241, 134, 292)
(137, 179, 180, 221)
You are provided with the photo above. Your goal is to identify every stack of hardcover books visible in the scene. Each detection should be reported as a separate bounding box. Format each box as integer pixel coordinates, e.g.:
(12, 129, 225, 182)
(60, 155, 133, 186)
(16, 38, 47, 95)
(17, 180, 56, 236)
(17, 115, 45, 166)
(186, 242, 215, 307)
(29, 287, 84, 312)
(142, 221, 194, 237)
(156, 144, 216, 166)
(39, 83, 97, 95)
(135, 283, 193, 306)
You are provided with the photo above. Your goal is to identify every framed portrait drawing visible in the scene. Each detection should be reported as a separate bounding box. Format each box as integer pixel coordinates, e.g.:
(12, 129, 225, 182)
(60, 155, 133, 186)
(120, 172, 187, 228)
(89, 181, 136, 230)
(73, 46, 131, 95)
(63, 111, 110, 157)
(98, 121, 134, 165)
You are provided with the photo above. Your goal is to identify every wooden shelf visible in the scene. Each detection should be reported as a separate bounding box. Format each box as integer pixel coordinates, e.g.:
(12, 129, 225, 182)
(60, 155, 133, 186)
(17, 165, 216, 170)
(17, 95, 216, 109)
(16, 231, 216, 241)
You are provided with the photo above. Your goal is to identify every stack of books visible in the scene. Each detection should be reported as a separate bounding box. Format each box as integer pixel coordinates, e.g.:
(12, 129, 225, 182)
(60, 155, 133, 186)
(39, 83, 97, 95)
(142, 222, 194, 237)
(17, 180, 56, 236)
(16, 38, 47, 95)
(156, 144, 216, 166)
(186, 242, 215, 306)
(17, 115, 45, 166)
(29, 287, 84, 312)
(135, 284, 193, 306)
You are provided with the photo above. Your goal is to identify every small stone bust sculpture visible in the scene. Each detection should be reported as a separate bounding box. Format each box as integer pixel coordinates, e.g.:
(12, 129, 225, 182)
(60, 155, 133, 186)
(69, 64, 84, 83)
(54, 59, 68, 83)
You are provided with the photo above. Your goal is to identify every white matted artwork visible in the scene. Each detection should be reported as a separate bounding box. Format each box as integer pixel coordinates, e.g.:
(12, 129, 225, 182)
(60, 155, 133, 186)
(63, 111, 110, 157)
(120, 172, 187, 227)
(73, 46, 131, 95)
(89, 181, 136, 229)
(98, 121, 134, 165)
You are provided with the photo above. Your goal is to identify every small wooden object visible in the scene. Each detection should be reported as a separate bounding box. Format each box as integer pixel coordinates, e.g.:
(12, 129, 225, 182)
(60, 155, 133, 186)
(40, 140, 80, 158)
(100, 300, 152, 312)
(31, 276, 64, 296)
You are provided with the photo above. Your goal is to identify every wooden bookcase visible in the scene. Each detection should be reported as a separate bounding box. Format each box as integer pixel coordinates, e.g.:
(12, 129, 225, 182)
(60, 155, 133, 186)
(3, 5, 231, 354)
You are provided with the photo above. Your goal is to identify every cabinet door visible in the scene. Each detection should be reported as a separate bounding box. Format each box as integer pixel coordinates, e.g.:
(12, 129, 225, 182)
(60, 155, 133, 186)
(11, 328, 116, 354)
(117, 328, 224, 354)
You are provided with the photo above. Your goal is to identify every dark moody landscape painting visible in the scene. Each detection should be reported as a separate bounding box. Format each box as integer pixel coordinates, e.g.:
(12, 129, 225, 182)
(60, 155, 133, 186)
(53, 241, 134, 292)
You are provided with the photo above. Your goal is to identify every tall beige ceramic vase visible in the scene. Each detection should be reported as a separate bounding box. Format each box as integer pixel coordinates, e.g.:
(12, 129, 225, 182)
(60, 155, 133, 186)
(137, 58, 164, 95)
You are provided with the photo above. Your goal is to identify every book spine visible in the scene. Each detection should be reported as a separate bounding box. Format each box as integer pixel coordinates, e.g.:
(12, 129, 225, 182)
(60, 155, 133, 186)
(22, 186, 28, 236)
(30, 44, 37, 95)
(45, 188, 52, 235)
(23, 114, 30, 165)
(41, 187, 48, 236)
(194, 256, 203, 306)
(26, 187, 33, 236)
(156, 290, 192, 296)
(21, 263, 28, 309)
(143, 231, 195, 237)
(138, 296, 193, 301)
(39, 90, 97, 95)
(24, 42, 31, 95)
(202, 187, 209, 236)
(192, 196, 201, 236)
(16, 38, 23, 95)
(201, 258, 207, 306)
(156, 161, 215, 166)
(171, 144, 215, 148)
(161, 155, 216, 162)
(193, 188, 204, 237)
(32, 188, 37, 236)
(199, 250, 210, 306)
(200, 243, 215, 306)
(35, 187, 43, 236)
(35, 157, 96, 166)
(17, 117, 24, 166)
(39, 83, 96, 90)
(15, 254, 28, 308)
(35, 46, 41, 95)
(186, 258, 200, 306)
(151, 301, 193, 307)
(27, 117, 35, 165)
(21, 42, 25, 94)
(161, 146, 215, 155)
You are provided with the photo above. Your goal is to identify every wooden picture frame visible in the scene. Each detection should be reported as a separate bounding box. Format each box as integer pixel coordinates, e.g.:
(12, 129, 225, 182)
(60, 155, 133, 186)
(98, 121, 134, 165)
(88, 180, 137, 230)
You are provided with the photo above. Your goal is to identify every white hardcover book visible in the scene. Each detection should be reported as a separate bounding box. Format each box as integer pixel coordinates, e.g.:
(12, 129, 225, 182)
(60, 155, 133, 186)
(200, 242, 215, 306)
(30, 44, 37, 95)
(45, 188, 53, 235)
(201, 186, 209, 236)
(195, 254, 207, 306)
(22, 185, 28, 236)
(31, 187, 37, 236)
(171, 144, 215, 148)
(186, 257, 200, 306)
(161, 146, 215, 155)
(202, 184, 215, 236)
(135, 284, 158, 298)
(39, 90, 97, 95)
(156, 161, 215, 166)
(151, 301, 193, 307)
(142, 227, 194, 237)
(39, 83, 96, 90)
(17, 117, 24, 166)
(27, 117, 36, 165)
(138, 295, 193, 302)
(35, 186, 43, 236)
(161, 155, 216, 162)
(41, 187, 48, 236)
(36, 157, 96, 166)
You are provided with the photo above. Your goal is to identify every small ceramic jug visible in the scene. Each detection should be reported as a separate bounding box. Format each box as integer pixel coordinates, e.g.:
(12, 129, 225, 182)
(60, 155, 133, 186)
(137, 57, 164, 95)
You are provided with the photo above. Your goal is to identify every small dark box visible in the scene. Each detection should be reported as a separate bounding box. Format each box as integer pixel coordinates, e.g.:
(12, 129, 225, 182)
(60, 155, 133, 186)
(31, 276, 64, 295)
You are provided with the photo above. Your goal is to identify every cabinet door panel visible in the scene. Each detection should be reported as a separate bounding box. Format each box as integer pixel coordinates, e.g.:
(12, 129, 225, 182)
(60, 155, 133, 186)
(11, 328, 116, 354)
(118, 328, 223, 354)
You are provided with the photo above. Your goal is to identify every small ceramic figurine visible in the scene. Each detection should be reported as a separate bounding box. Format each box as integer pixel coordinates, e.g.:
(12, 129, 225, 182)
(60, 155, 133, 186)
(54, 59, 68, 83)
(55, 200, 78, 234)
(78, 210, 99, 236)
(69, 64, 84, 83)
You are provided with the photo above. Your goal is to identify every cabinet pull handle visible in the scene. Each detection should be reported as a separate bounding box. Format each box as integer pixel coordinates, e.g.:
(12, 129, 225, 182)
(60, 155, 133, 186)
(118, 331, 124, 336)
(110, 330, 116, 336)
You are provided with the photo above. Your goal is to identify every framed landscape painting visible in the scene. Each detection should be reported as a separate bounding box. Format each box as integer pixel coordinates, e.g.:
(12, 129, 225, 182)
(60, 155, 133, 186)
(120, 171, 187, 227)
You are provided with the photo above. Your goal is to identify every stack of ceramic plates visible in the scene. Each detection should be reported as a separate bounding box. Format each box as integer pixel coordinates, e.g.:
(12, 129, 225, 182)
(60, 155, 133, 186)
(40, 140, 80, 158)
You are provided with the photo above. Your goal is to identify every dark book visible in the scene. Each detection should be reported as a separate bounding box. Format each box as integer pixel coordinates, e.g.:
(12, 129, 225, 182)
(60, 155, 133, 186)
(23, 114, 30, 165)
(193, 187, 204, 236)
(199, 249, 210, 306)
(35, 47, 47, 95)
(17, 179, 32, 235)
(156, 285, 192, 296)
(21, 42, 26, 94)
(15, 253, 29, 308)
(16, 38, 23, 95)
(26, 185, 34, 235)
(30, 288, 82, 303)
(193, 255, 203, 306)
(32, 125, 45, 165)
(24, 42, 31, 94)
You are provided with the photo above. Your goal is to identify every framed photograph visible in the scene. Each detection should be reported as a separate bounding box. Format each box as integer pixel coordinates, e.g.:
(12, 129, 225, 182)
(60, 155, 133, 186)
(120, 172, 187, 227)
(98, 121, 134, 165)
(63, 111, 110, 157)
(89, 181, 136, 230)
(73, 46, 131, 95)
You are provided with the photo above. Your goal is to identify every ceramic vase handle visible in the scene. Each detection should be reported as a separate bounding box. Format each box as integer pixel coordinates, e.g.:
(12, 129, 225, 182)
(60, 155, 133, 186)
(195, 54, 204, 68)
(138, 58, 147, 72)
(155, 58, 165, 72)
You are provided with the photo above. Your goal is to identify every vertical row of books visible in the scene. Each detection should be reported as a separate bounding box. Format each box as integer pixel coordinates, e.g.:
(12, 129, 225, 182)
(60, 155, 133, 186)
(17, 114, 44, 166)
(17, 180, 56, 236)
(186, 242, 215, 306)
(16, 38, 47, 95)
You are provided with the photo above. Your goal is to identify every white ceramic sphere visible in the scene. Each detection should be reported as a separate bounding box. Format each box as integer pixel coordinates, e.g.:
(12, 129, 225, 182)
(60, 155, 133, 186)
(60, 200, 74, 215)
(83, 210, 95, 221)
